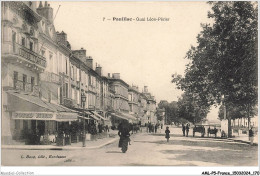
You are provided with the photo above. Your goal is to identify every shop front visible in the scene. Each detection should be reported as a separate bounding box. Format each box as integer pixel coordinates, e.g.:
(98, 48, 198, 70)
(110, 112, 129, 129)
(3, 91, 78, 145)
(11, 112, 78, 145)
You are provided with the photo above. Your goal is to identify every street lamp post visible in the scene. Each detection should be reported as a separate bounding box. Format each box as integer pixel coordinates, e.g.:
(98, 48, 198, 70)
(81, 93, 86, 147)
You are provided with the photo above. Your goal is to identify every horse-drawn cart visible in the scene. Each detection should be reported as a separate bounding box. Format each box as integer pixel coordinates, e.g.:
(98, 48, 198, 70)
(193, 124, 220, 138)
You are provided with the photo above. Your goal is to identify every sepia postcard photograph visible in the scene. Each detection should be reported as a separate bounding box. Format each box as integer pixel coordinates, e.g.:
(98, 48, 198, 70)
(0, 0, 259, 175)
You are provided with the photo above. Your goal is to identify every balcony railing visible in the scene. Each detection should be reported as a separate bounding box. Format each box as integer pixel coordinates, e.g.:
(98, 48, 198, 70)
(19, 45, 46, 68)
(40, 72, 61, 84)
(4, 43, 47, 68)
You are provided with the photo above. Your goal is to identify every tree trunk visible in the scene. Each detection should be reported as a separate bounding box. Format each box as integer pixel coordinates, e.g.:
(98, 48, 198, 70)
(247, 104, 251, 140)
(227, 110, 232, 138)
(228, 117, 232, 138)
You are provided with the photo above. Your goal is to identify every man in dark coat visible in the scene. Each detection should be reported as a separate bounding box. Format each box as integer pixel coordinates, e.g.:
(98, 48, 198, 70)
(186, 124, 190, 137)
(182, 124, 186, 136)
(249, 127, 254, 145)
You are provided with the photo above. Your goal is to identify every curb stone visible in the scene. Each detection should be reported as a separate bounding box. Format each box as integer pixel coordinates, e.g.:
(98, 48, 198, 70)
(226, 138, 258, 146)
(2, 137, 119, 150)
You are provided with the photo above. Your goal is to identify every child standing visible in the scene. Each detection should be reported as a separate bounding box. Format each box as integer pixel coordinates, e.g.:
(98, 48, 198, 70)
(165, 126, 170, 142)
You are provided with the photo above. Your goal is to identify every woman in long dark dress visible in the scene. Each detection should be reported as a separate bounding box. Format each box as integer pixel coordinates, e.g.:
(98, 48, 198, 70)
(165, 126, 170, 142)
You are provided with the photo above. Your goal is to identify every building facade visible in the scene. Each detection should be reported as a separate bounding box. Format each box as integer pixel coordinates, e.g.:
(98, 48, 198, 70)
(128, 85, 140, 116)
(1, 1, 159, 145)
(1, 2, 77, 145)
(142, 86, 157, 124)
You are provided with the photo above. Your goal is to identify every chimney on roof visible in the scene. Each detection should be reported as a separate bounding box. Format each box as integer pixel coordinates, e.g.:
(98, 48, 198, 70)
(108, 73, 110, 77)
(86, 56, 93, 69)
(144, 86, 148, 93)
(37, 1, 53, 23)
(72, 48, 86, 59)
(39, 1, 43, 8)
(96, 64, 102, 76)
(56, 31, 67, 46)
(112, 73, 120, 79)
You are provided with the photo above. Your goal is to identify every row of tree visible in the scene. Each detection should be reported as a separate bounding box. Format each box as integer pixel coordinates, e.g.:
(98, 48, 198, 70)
(171, 2, 258, 137)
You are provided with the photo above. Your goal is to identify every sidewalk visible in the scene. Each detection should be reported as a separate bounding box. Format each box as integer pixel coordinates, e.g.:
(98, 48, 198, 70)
(165, 126, 258, 145)
(2, 130, 119, 150)
(227, 134, 258, 145)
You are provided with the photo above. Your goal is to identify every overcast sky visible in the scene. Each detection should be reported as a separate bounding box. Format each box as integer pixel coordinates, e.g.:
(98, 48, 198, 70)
(49, 1, 212, 104)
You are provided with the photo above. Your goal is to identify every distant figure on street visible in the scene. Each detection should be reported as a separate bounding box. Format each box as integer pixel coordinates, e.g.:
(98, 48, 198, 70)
(155, 124, 158, 133)
(249, 127, 254, 145)
(186, 124, 190, 137)
(149, 123, 152, 133)
(182, 124, 186, 136)
(105, 125, 109, 132)
(208, 126, 211, 137)
(165, 126, 170, 142)
(98, 123, 103, 133)
(90, 122, 98, 141)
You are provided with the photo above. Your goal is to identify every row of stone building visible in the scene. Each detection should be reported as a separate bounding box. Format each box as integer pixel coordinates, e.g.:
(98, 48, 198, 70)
(1, 1, 157, 145)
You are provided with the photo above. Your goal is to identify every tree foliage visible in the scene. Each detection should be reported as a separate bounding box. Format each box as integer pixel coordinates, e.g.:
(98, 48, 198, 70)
(172, 2, 258, 123)
(157, 100, 178, 125)
(177, 92, 210, 124)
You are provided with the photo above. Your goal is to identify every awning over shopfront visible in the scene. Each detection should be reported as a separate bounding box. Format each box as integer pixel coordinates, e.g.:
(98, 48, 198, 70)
(78, 116, 91, 120)
(12, 111, 78, 121)
(117, 112, 138, 122)
(91, 111, 108, 121)
(90, 114, 101, 121)
(111, 112, 129, 121)
(7, 91, 78, 122)
(56, 112, 78, 122)
(7, 91, 55, 112)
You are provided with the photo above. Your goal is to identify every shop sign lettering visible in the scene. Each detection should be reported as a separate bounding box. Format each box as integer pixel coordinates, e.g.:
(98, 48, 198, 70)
(13, 113, 34, 119)
(13, 112, 54, 119)
(56, 113, 77, 120)
(36, 113, 53, 119)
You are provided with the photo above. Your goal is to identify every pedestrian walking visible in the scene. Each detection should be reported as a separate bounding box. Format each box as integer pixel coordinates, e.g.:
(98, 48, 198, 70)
(249, 127, 254, 145)
(208, 126, 211, 137)
(182, 124, 186, 136)
(186, 124, 189, 137)
(105, 125, 109, 132)
(165, 126, 170, 142)
(90, 122, 97, 141)
(155, 124, 158, 133)
(98, 123, 103, 133)
(148, 123, 152, 133)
